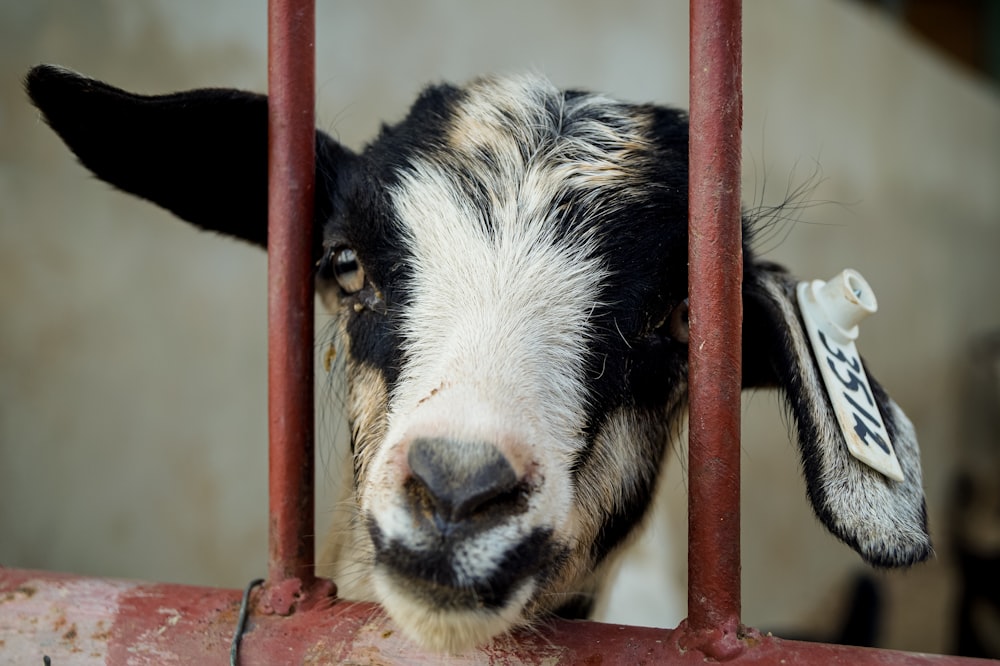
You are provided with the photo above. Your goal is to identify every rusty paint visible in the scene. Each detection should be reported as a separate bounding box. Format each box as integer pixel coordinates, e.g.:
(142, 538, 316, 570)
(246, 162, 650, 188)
(0, 569, 992, 664)
(90, 619, 111, 643)
(260, 574, 336, 616)
(685, 0, 745, 654)
(266, 0, 321, 598)
(1, 585, 36, 604)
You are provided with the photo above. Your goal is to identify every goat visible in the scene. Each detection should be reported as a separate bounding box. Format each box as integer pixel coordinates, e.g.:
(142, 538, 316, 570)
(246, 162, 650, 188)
(25, 65, 932, 653)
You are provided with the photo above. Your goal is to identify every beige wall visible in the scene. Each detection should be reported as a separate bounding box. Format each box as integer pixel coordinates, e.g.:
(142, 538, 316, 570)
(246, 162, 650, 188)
(1, 0, 997, 654)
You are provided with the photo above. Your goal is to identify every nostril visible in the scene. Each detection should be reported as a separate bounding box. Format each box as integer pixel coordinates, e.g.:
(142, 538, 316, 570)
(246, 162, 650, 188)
(406, 437, 521, 526)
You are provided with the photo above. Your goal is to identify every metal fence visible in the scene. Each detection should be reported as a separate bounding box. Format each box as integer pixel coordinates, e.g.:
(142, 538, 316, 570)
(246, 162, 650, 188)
(0, 1, 989, 663)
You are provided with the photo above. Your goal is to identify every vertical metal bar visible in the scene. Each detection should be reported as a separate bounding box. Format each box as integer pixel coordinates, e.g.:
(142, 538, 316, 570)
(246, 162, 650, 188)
(267, 0, 317, 589)
(687, 0, 743, 635)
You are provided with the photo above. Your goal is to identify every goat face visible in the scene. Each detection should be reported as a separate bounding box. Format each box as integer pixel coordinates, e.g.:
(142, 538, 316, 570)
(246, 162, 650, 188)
(324, 78, 693, 649)
(26, 65, 933, 653)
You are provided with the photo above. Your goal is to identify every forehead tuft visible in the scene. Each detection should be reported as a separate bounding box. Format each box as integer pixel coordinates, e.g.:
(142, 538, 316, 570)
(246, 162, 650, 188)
(442, 74, 656, 192)
(373, 74, 674, 258)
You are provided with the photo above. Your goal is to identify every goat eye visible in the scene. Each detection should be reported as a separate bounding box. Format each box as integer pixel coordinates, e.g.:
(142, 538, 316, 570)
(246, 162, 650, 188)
(668, 299, 690, 344)
(331, 247, 365, 294)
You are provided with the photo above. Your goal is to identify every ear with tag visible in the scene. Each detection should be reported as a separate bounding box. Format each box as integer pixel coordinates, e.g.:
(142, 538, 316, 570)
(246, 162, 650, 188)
(24, 64, 351, 256)
(742, 261, 932, 568)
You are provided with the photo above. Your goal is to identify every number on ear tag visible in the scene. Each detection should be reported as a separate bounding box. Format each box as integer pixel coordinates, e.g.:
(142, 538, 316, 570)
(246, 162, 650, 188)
(797, 270, 905, 482)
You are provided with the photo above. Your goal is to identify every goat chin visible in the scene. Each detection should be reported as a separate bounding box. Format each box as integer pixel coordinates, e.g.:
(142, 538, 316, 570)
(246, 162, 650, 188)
(373, 571, 536, 653)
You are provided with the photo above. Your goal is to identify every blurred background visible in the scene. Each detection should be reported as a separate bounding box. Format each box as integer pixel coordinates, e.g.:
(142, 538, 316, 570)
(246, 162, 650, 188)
(1, 0, 998, 657)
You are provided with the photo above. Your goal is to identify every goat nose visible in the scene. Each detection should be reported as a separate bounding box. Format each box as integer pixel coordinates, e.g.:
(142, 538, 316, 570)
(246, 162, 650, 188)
(406, 437, 520, 526)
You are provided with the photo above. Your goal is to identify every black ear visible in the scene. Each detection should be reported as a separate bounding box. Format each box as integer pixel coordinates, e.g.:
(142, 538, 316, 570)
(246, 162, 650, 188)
(25, 64, 349, 251)
(742, 261, 932, 568)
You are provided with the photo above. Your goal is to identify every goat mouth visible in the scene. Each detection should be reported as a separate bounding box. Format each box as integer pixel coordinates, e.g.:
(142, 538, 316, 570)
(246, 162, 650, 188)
(369, 522, 558, 612)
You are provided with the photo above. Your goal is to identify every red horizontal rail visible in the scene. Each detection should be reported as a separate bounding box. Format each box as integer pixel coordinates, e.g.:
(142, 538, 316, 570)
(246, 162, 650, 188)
(2, 568, 989, 665)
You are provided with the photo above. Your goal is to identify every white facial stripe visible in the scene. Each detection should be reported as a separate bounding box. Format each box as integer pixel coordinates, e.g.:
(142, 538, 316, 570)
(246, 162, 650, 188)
(391, 160, 606, 444)
(384, 75, 660, 445)
(362, 163, 602, 550)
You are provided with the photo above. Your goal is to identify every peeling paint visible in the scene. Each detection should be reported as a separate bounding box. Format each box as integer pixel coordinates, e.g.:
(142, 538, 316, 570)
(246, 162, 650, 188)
(0, 570, 135, 664)
(154, 607, 183, 636)
(1, 585, 37, 604)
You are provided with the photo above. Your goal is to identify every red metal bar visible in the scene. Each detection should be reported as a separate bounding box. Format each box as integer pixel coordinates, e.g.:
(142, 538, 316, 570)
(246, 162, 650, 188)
(266, 0, 319, 602)
(686, 0, 744, 653)
(3, 569, 989, 665)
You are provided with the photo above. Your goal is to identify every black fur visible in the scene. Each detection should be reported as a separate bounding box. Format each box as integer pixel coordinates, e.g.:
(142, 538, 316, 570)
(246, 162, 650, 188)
(370, 520, 559, 610)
